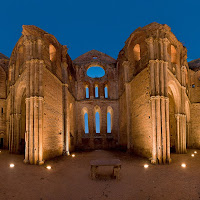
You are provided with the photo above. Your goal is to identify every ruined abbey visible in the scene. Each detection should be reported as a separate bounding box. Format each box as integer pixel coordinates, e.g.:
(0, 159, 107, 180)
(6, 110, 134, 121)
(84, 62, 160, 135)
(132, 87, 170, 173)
(0, 22, 199, 165)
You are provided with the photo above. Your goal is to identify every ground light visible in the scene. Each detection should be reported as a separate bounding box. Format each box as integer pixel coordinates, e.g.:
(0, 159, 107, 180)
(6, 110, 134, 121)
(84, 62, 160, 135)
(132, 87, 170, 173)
(10, 164, 15, 168)
(144, 164, 149, 168)
(46, 166, 51, 170)
(181, 163, 186, 168)
(72, 154, 75, 157)
(194, 151, 197, 154)
(191, 154, 194, 157)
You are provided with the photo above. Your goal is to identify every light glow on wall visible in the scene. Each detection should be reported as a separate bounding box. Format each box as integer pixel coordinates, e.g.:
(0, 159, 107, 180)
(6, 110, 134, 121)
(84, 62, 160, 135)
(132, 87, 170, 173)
(46, 166, 51, 170)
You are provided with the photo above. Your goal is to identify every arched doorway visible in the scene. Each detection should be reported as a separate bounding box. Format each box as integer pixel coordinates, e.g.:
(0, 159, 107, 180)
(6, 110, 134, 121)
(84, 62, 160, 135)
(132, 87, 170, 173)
(19, 90, 26, 154)
(168, 89, 177, 153)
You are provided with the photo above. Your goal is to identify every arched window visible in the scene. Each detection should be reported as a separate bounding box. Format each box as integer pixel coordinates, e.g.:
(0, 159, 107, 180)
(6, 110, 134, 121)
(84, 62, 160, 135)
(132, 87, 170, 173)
(171, 45, 177, 64)
(107, 112, 111, 133)
(104, 85, 108, 98)
(133, 44, 141, 61)
(107, 106, 113, 133)
(95, 112, 100, 133)
(49, 44, 56, 61)
(95, 84, 99, 98)
(86, 85, 89, 99)
(87, 66, 105, 78)
(84, 113, 89, 134)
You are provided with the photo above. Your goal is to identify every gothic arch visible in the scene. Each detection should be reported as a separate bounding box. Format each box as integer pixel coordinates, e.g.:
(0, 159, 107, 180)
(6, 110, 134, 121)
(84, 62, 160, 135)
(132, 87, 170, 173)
(94, 105, 101, 133)
(168, 80, 181, 113)
(81, 107, 89, 133)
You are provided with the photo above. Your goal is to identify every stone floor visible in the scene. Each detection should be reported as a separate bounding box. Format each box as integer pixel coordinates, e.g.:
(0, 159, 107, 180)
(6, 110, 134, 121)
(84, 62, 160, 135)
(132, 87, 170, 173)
(0, 149, 200, 200)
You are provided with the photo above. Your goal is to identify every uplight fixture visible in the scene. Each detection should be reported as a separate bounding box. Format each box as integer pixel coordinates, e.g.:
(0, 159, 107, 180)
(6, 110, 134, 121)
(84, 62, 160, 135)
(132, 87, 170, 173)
(144, 164, 149, 168)
(181, 163, 186, 168)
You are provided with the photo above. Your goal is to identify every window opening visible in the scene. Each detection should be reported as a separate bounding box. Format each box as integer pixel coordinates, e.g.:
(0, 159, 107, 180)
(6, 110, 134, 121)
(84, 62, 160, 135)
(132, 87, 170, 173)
(95, 112, 100, 133)
(86, 86, 89, 98)
(84, 113, 89, 134)
(107, 112, 111, 133)
(133, 44, 141, 61)
(95, 85, 99, 98)
(104, 86, 108, 98)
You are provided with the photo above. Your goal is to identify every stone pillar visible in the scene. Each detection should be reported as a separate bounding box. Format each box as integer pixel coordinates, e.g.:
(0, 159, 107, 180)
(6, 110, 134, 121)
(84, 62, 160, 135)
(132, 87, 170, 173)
(186, 122, 191, 147)
(150, 97, 156, 164)
(147, 37, 171, 164)
(175, 113, 187, 154)
(23, 59, 44, 165)
(16, 113, 21, 153)
(24, 98, 29, 163)
(63, 84, 70, 155)
(161, 96, 166, 163)
(165, 97, 171, 163)
(123, 62, 131, 150)
(176, 114, 180, 153)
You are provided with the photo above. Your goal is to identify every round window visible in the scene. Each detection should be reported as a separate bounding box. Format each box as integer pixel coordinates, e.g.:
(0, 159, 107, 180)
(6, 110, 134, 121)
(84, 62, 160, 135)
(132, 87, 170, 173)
(87, 66, 105, 78)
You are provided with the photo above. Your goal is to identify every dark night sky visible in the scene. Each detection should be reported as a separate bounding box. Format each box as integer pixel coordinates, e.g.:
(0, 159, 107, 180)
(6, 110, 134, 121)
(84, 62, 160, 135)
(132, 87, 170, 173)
(0, 0, 200, 61)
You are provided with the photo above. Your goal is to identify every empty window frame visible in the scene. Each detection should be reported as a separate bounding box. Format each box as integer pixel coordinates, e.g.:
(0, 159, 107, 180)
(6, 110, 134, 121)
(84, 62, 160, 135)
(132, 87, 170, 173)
(133, 44, 141, 61)
(104, 85, 108, 98)
(95, 84, 99, 98)
(95, 112, 100, 133)
(171, 45, 177, 64)
(84, 113, 89, 134)
(107, 112, 111, 133)
(107, 106, 113, 133)
(86, 85, 89, 99)
(49, 44, 56, 61)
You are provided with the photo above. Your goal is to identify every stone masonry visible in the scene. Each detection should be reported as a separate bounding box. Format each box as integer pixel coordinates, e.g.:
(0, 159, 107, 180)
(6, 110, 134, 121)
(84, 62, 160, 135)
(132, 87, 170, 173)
(0, 22, 199, 164)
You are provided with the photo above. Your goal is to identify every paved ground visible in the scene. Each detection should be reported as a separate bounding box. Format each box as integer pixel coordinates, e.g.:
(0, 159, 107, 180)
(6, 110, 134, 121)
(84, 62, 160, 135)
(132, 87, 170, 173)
(0, 149, 200, 200)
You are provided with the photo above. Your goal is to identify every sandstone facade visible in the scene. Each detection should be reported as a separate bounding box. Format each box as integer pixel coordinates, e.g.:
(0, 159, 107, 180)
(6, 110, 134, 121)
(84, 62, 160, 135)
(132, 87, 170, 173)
(0, 22, 199, 164)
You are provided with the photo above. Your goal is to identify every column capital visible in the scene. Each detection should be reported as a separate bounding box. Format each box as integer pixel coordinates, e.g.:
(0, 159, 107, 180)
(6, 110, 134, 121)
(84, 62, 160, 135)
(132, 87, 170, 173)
(163, 38, 170, 45)
(145, 37, 154, 44)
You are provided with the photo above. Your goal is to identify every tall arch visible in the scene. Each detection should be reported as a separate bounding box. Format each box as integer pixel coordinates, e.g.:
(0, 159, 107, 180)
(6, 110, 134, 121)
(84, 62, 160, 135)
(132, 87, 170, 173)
(94, 106, 101, 134)
(81, 107, 89, 134)
(14, 81, 27, 155)
(168, 80, 186, 153)
(107, 106, 113, 133)
(133, 44, 141, 61)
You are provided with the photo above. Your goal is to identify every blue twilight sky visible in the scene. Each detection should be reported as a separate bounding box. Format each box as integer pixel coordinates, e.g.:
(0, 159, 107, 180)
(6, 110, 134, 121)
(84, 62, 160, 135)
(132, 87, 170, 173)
(0, 0, 200, 61)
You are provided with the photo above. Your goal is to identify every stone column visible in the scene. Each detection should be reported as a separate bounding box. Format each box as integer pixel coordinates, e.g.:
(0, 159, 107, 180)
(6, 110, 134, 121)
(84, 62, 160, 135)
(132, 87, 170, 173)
(24, 97, 29, 163)
(156, 96, 162, 163)
(147, 37, 171, 164)
(16, 113, 21, 153)
(175, 114, 180, 153)
(63, 84, 70, 155)
(186, 122, 191, 147)
(150, 96, 156, 164)
(165, 97, 171, 163)
(123, 62, 131, 150)
(163, 38, 170, 62)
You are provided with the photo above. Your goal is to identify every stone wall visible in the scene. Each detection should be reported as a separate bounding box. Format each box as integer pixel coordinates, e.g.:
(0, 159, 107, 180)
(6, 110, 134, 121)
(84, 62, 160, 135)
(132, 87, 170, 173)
(43, 68, 63, 160)
(130, 67, 152, 157)
(190, 103, 200, 148)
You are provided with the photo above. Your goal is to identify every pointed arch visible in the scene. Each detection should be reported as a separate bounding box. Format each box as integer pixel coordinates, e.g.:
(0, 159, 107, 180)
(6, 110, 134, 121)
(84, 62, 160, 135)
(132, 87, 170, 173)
(107, 106, 113, 133)
(81, 107, 89, 134)
(94, 106, 101, 133)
